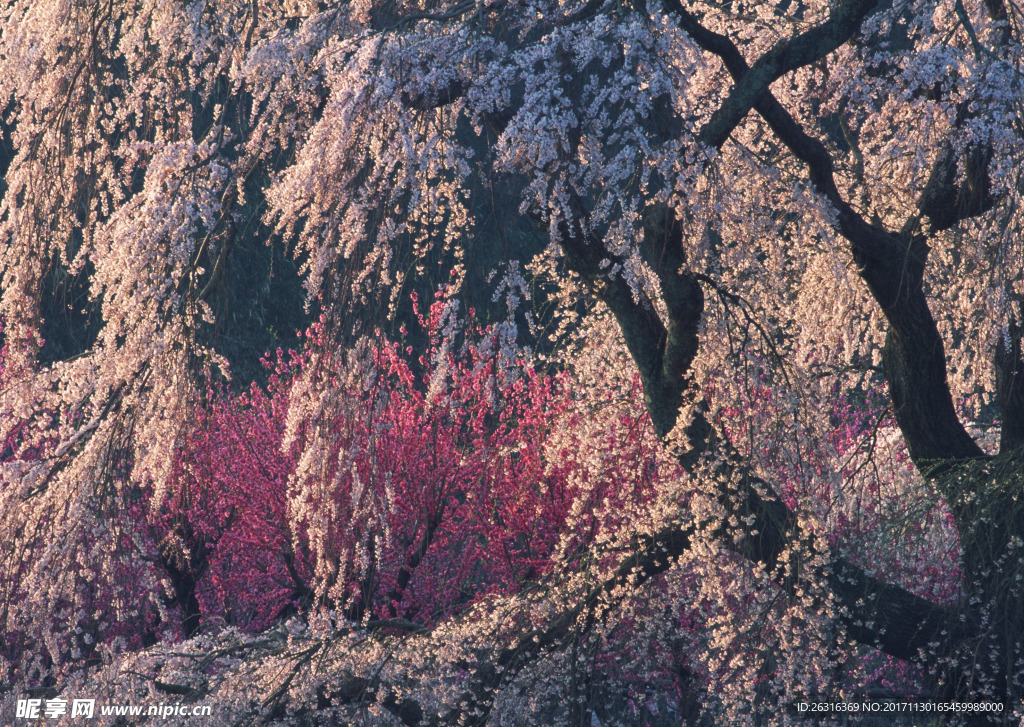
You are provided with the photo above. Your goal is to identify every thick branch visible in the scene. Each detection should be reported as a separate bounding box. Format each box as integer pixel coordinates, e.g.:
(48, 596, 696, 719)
(387, 509, 444, 618)
(994, 313, 1024, 453)
(908, 95, 997, 236)
(916, 141, 995, 233)
(311, 463, 973, 726)
(690, 0, 881, 151)
(555, 198, 701, 438)
(400, 79, 466, 110)
(641, 205, 703, 402)
(667, 0, 983, 468)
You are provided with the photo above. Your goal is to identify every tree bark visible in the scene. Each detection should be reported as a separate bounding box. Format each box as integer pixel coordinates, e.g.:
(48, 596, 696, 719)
(994, 314, 1024, 454)
(663, 0, 984, 472)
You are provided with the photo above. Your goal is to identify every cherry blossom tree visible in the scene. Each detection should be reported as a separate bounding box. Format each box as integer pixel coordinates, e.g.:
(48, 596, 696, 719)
(2, 0, 1024, 723)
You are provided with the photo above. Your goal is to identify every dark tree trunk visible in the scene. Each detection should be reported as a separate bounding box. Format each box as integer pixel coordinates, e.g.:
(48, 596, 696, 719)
(994, 316, 1024, 454)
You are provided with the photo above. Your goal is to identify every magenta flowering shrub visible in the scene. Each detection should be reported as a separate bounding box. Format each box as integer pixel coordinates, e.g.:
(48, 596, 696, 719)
(147, 295, 683, 638)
